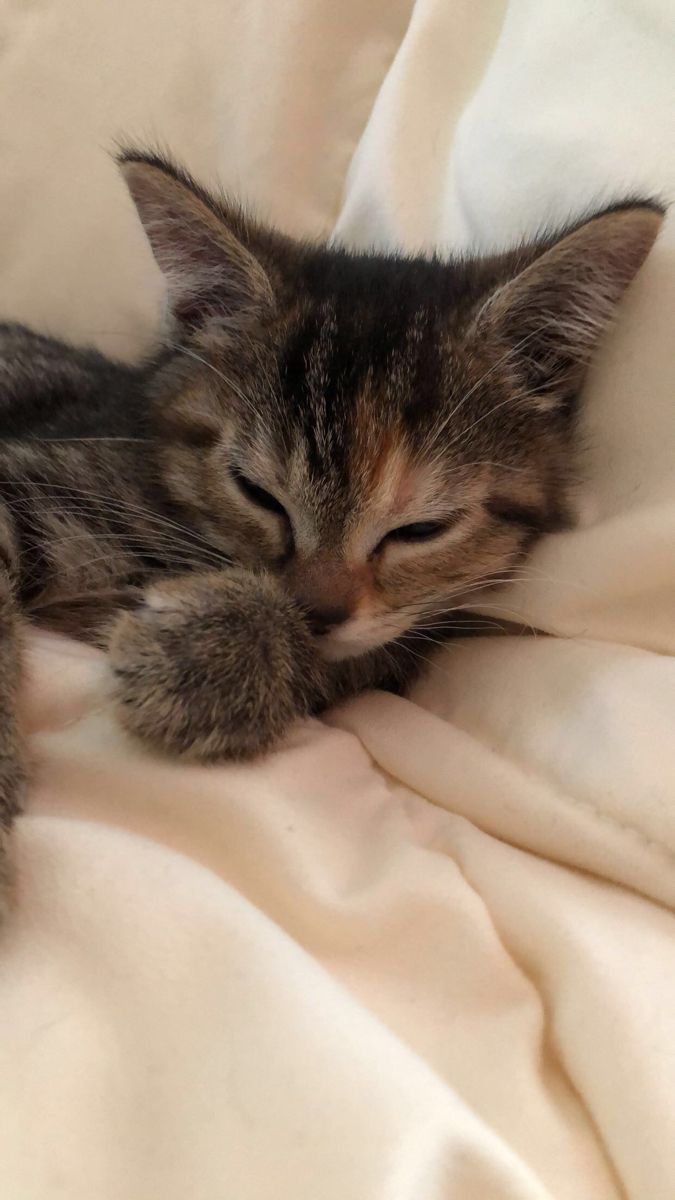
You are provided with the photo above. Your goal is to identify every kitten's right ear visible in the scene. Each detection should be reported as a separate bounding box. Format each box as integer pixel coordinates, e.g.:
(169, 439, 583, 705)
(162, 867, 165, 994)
(118, 151, 273, 329)
(471, 201, 664, 412)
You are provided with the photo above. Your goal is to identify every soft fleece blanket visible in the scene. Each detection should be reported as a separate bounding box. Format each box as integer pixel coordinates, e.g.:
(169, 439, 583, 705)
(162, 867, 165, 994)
(0, 2, 674, 1197)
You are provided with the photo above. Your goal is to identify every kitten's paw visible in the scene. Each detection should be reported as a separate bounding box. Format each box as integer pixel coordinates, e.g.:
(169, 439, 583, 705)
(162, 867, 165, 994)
(107, 570, 326, 761)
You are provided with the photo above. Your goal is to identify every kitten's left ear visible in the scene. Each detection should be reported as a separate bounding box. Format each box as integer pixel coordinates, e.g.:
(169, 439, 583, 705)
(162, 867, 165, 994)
(474, 202, 664, 410)
(118, 151, 274, 330)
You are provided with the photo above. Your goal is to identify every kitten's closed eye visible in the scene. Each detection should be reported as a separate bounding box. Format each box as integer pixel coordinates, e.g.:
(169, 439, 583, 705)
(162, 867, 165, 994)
(382, 520, 449, 544)
(375, 515, 466, 554)
(231, 468, 287, 518)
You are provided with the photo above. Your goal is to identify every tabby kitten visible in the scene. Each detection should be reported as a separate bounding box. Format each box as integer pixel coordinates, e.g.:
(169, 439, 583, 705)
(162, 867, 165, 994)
(0, 149, 662, 900)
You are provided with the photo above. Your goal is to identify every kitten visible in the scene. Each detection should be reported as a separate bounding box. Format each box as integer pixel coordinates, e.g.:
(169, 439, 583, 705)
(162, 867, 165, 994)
(0, 148, 662, 903)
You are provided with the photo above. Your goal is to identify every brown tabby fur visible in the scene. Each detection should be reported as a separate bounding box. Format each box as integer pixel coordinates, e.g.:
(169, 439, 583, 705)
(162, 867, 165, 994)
(0, 148, 663, 908)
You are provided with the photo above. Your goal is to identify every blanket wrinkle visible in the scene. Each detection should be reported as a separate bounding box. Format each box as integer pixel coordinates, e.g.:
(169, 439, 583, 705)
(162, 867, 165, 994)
(427, 821, 628, 1200)
(430, 700, 675, 875)
(329, 694, 675, 909)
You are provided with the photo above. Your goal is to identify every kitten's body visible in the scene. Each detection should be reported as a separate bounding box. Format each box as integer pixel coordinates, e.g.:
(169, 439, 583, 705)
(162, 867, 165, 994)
(0, 324, 192, 618)
(0, 151, 662, 903)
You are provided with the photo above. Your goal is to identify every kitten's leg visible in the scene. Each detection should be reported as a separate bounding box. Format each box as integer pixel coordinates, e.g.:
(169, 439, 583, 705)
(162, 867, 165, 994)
(107, 568, 422, 761)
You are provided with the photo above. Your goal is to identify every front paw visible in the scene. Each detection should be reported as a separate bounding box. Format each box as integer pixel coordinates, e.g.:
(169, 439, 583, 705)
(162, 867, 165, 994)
(107, 571, 326, 761)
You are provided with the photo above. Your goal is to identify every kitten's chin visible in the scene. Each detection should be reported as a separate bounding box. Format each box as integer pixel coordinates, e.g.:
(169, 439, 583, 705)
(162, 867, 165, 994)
(316, 614, 409, 661)
(316, 638, 369, 663)
(316, 627, 393, 662)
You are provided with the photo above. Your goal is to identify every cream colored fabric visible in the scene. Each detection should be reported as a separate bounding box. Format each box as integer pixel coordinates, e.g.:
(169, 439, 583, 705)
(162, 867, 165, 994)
(0, 2, 674, 1197)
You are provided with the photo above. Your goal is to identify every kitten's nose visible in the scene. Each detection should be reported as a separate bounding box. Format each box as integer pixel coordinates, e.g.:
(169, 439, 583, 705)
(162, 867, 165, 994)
(306, 605, 350, 636)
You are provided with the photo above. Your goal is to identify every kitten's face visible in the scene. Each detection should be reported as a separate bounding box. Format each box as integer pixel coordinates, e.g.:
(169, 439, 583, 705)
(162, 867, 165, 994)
(159, 293, 570, 661)
(121, 152, 661, 659)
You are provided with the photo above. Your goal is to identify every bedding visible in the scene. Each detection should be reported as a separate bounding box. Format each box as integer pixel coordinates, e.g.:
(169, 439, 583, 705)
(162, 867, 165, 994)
(0, 1, 673, 1196)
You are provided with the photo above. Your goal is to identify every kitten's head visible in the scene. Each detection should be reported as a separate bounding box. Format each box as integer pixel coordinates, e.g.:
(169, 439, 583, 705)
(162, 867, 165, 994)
(119, 150, 662, 660)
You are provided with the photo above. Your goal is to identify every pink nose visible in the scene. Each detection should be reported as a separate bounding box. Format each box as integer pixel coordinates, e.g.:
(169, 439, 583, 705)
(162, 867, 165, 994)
(288, 554, 362, 633)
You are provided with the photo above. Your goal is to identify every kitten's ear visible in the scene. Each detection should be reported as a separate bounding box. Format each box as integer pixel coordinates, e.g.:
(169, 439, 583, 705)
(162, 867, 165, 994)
(474, 203, 664, 410)
(118, 152, 273, 329)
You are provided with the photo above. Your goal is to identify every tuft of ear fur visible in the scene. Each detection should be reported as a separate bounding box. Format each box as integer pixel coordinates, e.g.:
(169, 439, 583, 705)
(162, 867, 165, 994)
(118, 149, 274, 329)
(475, 202, 664, 411)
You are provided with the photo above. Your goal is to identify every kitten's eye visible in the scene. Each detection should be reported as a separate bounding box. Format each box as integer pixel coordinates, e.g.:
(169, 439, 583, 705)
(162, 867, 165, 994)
(231, 468, 287, 517)
(383, 520, 449, 545)
(486, 498, 544, 530)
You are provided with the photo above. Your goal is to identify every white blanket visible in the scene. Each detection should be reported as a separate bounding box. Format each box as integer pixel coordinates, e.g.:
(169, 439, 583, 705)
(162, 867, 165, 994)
(0, 2, 673, 1197)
